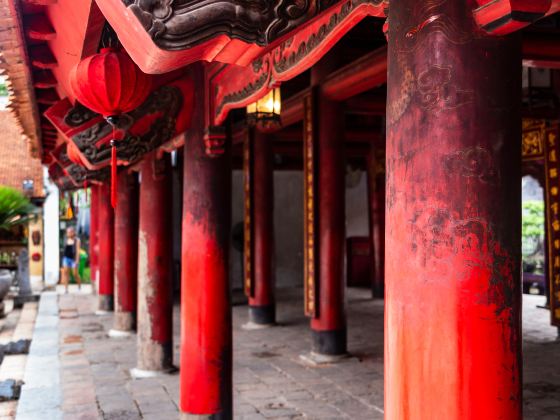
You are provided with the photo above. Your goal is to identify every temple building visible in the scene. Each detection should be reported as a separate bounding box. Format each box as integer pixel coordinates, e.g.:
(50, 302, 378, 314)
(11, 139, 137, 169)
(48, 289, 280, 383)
(1, 0, 560, 419)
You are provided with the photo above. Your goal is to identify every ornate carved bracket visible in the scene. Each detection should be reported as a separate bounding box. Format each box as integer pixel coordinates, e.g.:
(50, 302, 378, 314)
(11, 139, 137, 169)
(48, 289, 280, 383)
(49, 143, 110, 190)
(45, 78, 194, 170)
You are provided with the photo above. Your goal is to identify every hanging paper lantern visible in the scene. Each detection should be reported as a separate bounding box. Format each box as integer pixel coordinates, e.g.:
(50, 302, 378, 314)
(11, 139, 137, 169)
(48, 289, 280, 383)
(70, 47, 152, 118)
(70, 47, 152, 207)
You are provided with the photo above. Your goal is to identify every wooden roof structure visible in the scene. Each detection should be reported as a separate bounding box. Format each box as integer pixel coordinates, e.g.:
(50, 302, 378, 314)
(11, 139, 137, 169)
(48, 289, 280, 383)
(0, 0, 42, 158)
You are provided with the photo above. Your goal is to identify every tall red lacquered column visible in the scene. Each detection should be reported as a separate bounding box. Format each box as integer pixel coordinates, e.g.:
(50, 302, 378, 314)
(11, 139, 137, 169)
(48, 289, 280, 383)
(180, 64, 232, 418)
(110, 170, 139, 336)
(309, 59, 346, 356)
(133, 152, 173, 375)
(89, 185, 100, 290)
(367, 144, 385, 298)
(245, 128, 275, 326)
(385, 2, 522, 419)
(97, 183, 114, 312)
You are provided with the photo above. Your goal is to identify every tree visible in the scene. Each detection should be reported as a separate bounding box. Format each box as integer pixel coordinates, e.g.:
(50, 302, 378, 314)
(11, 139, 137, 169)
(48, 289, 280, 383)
(0, 186, 36, 231)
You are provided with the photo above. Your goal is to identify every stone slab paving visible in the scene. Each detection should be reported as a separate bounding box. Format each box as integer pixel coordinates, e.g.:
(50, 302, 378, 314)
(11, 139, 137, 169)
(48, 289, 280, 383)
(18, 286, 560, 419)
(16, 293, 61, 420)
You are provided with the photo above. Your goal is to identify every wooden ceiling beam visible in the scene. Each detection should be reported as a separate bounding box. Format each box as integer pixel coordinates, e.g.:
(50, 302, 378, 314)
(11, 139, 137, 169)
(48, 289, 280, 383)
(22, 0, 57, 5)
(25, 14, 56, 41)
(523, 32, 560, 68)
(29, 44, 58, 69)
(322, 46, 387, 101)
(33, 69, 57, 88)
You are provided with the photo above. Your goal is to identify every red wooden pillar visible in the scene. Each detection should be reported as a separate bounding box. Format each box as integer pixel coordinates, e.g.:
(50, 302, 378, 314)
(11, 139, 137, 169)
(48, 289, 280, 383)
(367, 143, 385, 298)
(89, 185, 100, 290)
(180, 64, 232, 418)
(133, 151, 173, 375)
(385, 2, 522, 419)
(110, 171, 139, 336)
(244, 128, 275, 326)
(97, 183, 114, 312)
(305, 60, 346, 357)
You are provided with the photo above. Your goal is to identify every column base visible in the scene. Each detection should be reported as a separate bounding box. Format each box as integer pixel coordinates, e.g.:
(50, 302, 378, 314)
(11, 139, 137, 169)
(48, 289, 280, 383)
(299, 351, 349, 366)
(130, 366, 176, 379)
(371, 285, 384, 299)
(137, 340, 173, 373)
(311, 329, 347, 356)
(180, 412, 229, 420)
(97, 295, 113, 312)
(113, 311, 135, 333)
(248, 304, 275, 325)
(108, 329, 134, 338)
(241, 321, 274, 331)
(95, 310, 111, 316)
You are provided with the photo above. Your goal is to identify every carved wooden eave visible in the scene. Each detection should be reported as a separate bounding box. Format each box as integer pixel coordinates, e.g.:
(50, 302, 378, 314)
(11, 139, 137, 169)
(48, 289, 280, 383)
(44, 78, 194, 171)
(209, 0, 387, 125)
(95, 0, 388, 74)
(0, 0, 43, 158)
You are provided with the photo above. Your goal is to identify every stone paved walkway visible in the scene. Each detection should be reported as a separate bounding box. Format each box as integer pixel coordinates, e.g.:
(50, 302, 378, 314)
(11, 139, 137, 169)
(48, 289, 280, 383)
(17, 287, 560, 419)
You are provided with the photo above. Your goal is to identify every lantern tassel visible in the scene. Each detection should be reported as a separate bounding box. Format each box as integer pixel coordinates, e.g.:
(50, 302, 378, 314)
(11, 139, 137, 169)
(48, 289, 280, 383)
(111, 139, 117, 209)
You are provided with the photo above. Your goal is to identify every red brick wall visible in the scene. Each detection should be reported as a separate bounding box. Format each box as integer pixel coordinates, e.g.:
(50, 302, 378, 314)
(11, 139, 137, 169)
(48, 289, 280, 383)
(0, 110, 44, 197)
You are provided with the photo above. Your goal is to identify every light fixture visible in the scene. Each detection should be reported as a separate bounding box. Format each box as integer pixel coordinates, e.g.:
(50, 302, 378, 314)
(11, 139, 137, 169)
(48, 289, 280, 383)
(246, 87, 281, 127)
(22, 179, 34, 196)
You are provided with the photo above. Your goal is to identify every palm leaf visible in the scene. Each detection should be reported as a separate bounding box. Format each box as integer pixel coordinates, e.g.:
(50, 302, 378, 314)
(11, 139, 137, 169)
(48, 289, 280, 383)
(0, 186, 37, 231)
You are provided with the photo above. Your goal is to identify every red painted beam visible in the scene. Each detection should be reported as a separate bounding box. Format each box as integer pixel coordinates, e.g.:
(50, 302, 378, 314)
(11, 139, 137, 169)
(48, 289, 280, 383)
(89, 185, 99, 286)
(281, 89, 308, 127)
(112, 171, 139, 335)
(386, 1, 522, 418)
(136, 152, 173, 372)
(309, 61, 347, 355)
(181, 64, 232, 418)
(97, 183, 114, 312)
(25, 14, 56, 41)
(523, 32, 560, 68)
(322, 46, 387, 101)
(22, 0, 57, 5)
(29, 44, 58, 69)
(246, 129, 275, 325)
(33, 70, 57, 89)
(35, 88, 60, 105)
(366, 146, 385, 298)
(473, 0, 560, 35)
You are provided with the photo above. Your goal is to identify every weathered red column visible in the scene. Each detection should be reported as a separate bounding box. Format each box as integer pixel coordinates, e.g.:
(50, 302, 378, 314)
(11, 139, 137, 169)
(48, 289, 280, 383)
(110, 170, 139, 337)
(244, 128, 275, 326)
(385, 2, 522, 419)
(89, 185, 100, 290)
(367, 143, 385, 298)
(97, 183, 114, 312)
(132, 151, 173, 376)
(180, 64, 232, 418)
(304, 58, 346, 358)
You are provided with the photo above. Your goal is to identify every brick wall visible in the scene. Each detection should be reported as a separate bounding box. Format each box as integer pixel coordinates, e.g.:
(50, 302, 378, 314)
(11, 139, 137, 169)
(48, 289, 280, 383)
(0, 110, 44, 197)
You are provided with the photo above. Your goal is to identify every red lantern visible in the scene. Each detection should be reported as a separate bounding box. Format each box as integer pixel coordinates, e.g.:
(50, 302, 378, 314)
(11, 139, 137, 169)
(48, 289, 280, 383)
(70, 47, 152, 207)
(70, 47, 151, 118)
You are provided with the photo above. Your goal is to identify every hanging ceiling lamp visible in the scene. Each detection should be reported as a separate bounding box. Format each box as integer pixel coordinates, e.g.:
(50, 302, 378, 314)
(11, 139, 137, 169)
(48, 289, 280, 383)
(246, 87, 282, 128)
(70, 47, 152, 208)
